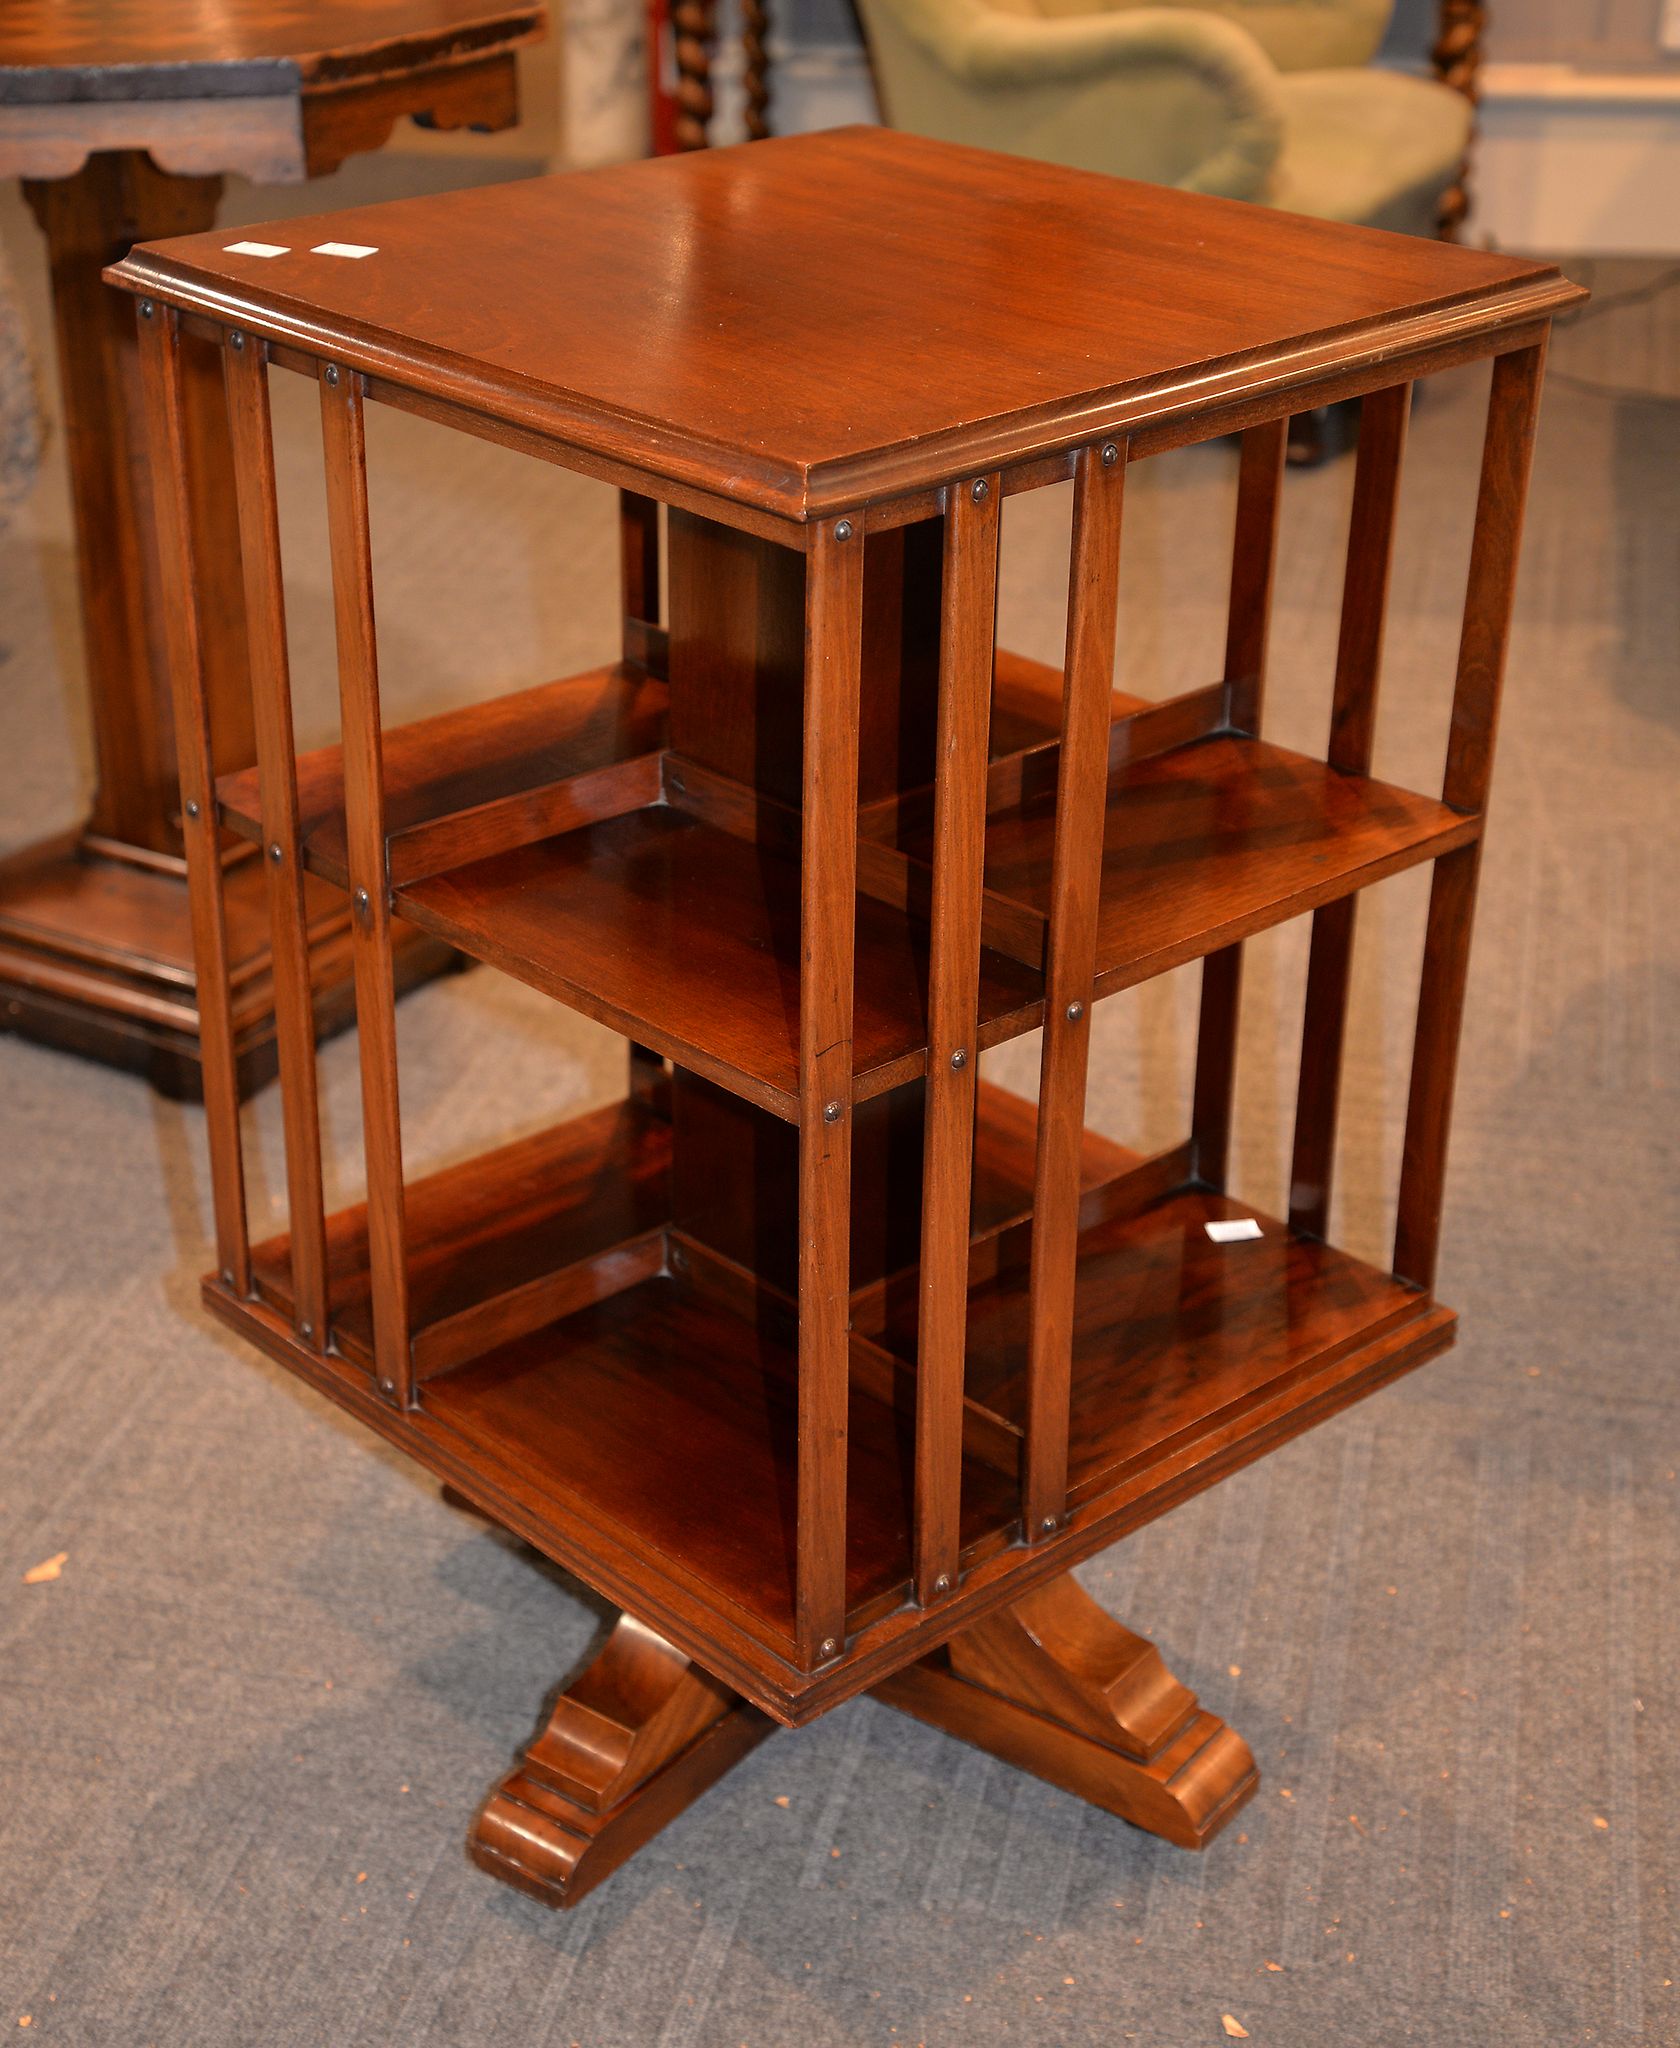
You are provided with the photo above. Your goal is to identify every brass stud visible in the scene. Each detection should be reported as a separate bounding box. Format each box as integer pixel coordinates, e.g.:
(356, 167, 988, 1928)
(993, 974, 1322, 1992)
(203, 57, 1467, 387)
(139, 300, 154, 320)
(834, 519, 853, 542)
(950, 1047, 968, 1070)
(1065, 1001, 1084, 1023)
(1101, 442, 1119, 466)
(354, 887, 370, 913)
(819, 1637, 838, 1658)
(325, 363, 341, 387)
(1040, 1515, 1057, 1533)
(379, 1377, 396, 1399)
(300, 1322, 314, 1342)
(971, 478, 989, 503)
(229, 330, 244, 352)
(823, 1100, 842, 1123)
(933, 1572, 951, 1595)
(268, 842, 283, 863)
(184, 799, 200, 821)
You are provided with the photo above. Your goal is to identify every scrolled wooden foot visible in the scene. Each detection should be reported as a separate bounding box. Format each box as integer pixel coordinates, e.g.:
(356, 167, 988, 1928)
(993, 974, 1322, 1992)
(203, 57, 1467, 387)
(470, 1613, 774, 1908)
(873, 1572, 1257, 1850)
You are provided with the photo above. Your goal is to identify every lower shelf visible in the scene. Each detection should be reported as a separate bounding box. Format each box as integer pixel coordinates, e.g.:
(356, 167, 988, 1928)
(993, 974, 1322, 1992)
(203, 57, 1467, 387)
(872, 1180, 1449, 1510)
(216, 1084, 1454, 1721)
(421, 1271, 1018, 1648)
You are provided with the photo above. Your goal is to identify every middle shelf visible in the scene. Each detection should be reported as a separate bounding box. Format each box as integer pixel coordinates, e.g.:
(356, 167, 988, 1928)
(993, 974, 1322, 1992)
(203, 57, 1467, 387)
(218, 659, 1475, 1124)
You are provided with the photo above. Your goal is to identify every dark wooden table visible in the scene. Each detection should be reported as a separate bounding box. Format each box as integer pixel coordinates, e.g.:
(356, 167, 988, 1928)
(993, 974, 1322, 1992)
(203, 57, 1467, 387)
(0, 1, 543, 1096)
(116, 127, 1578, 1909)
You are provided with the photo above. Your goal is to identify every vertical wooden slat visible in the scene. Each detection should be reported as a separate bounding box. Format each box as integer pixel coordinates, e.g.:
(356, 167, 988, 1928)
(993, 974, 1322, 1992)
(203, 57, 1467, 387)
(135, 302, 249, 1295)
(1394, 342, 1547, 1291)
(319, 362, 412, 1407)
(1023, 441, 1126, 1542)
(796, 512, 865, 1665)
(914, 476, 1000, 1604)
(628, 1042, 666, 1107)
(1192, 417, 1287, 1190)
(620, 488, 660, 652)
(1222, 417, 1289, 738)
(224, 336, 328, 1344)
(1289, 383, 1412, 1239)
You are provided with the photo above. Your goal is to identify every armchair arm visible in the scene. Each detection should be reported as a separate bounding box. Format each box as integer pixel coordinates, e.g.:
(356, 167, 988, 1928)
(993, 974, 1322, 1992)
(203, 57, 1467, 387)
(1051, 0, 1394, 74)
(858, 0, 1285, 197)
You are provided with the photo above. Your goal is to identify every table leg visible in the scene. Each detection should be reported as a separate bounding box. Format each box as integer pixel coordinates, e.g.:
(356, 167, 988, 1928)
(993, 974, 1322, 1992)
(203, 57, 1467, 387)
(1, 150, 447, 1098)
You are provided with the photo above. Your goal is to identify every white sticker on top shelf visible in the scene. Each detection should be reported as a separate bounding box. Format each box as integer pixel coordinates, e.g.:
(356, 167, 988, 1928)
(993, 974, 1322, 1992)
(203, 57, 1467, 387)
(224, 241, 289, 258)
(1205, 1218, 1263, 1243)
(312, 242, 379, 259)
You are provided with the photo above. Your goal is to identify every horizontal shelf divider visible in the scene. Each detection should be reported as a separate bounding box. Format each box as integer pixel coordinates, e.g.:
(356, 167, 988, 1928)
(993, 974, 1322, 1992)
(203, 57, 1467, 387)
(249, 1095, 672, 1374)
(880, 723, 1477, 980)
(217, 662, 669, 888)
(395, 803, 1044, 1120)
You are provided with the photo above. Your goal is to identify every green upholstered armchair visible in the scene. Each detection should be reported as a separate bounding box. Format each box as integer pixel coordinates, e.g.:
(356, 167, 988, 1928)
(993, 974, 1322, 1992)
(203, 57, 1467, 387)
(852, 0, 1470, 240)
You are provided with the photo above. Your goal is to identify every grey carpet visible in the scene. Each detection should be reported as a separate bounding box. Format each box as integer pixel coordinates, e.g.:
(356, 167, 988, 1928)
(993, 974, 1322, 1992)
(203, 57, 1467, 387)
(2, 155, 1677, 2046)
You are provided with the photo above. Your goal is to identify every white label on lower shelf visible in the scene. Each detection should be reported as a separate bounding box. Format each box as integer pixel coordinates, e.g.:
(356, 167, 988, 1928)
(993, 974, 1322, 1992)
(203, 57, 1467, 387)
(312, 242, 379, 259)
(1205, 1218, 1263, 1243)
(223, 241, 289, 258)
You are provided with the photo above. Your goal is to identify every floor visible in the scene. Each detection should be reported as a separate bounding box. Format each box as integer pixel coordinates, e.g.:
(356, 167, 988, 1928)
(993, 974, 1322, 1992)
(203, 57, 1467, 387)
(2, 156, 1677, 2048)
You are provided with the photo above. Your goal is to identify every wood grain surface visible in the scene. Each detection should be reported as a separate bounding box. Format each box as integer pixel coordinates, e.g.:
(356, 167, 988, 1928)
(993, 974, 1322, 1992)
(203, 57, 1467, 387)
(108, 128, 1581, 519)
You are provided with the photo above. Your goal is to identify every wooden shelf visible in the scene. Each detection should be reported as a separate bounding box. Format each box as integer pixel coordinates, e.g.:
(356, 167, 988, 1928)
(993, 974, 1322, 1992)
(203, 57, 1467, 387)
(421, 1268, 1019, 1654)
(216, 664, 669, 889)
(891, 728, 1479, 984)
(250, 1096, 672, 1382)
(396, 805, 1044, 1120)
(870, 1180, 1453, 1513)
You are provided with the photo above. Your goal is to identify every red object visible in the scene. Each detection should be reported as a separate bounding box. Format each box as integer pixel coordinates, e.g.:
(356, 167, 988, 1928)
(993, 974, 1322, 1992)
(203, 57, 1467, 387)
(647, 0, 679, 153)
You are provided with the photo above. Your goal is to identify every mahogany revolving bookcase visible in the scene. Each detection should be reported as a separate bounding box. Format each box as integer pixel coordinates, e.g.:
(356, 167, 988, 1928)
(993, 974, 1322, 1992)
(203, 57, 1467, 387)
(115, 128, 1581, 1909)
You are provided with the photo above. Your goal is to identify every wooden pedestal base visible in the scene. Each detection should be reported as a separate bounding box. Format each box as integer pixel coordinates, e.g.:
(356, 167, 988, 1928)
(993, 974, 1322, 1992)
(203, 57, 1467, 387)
(470, 1576, 1257, 1908)
(0, 832, 454, 1098)
(873, 1577, 1258, 1851)
(469, 1614, 777, 1910)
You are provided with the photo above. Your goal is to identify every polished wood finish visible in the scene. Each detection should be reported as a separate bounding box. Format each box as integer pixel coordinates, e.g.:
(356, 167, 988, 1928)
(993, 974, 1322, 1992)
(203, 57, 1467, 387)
(671, 0, 717, 151)
(1024, 443, 1125, 1543)
(914, 479, 999, 1605)
(0, 0, 539, 1095)
(1431, 0, 1487, 241)
(115, 129, 1578, 523)
(876, 1573, 1256, 1849)
(320, 364, 413, 1409)
(394, 806, 1041, 1120)
(127, 132, 1574, 1905)
(794, 515, 866, 1668)
(1290, 382, 1411, 1239)
(248, 1098, 671, 1377)
(1191, 417, 1286, 1191)
(1395, 343, 1547, 1290)
(470, 1612, 774, 1909)
(217, 665, 669, 887)
(741, 0, 772, 141)
(135, 304, 250, 1290)
(226, 337, 328, 1343)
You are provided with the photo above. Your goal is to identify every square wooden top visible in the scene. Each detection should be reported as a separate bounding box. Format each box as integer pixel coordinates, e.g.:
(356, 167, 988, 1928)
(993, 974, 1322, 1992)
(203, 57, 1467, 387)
(110, 126, 1580, 520)
(1, 1, 541, 101)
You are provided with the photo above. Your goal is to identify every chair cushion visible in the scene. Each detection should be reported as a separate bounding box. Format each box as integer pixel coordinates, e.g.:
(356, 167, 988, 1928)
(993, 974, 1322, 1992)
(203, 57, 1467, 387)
(1268, 69, 1472, 236)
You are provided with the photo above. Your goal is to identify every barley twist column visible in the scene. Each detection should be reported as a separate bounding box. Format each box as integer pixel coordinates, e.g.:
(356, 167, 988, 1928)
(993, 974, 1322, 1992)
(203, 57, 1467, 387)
(1431, 0, 1486, 241)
